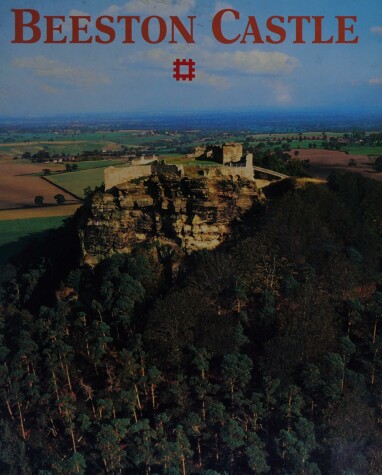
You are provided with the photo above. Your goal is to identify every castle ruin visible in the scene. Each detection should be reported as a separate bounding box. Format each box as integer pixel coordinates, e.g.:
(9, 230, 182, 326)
(104, 144, 254, 191)
(192, 142, 243, 164)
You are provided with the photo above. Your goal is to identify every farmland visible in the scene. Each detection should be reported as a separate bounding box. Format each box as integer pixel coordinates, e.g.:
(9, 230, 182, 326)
(46, 168, 107, 198)
(0, 215, 71, 264)
(0, 157, 129, 209)
(0, 204, 81, 221)
(2, 128, 382, 209)
(293, 149, 382, 181)
(1, 122, 382, 265)
(0, 161, 78, 209)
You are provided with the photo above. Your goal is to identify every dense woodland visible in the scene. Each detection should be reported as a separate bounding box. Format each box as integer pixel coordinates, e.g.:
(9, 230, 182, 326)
(1, 172, 382, 474)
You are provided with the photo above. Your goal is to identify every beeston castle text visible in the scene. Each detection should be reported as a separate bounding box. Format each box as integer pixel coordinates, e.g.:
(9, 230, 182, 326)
(11, 9, 358, 45)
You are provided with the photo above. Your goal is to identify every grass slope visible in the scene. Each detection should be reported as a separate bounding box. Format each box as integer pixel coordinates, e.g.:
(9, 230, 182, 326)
(47, 168, 106, 198)
(0, 215, 69, 264)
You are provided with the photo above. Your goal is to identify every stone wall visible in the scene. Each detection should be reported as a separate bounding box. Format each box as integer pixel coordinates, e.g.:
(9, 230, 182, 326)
(104, 163, 184, 191)
(104, 165, 152, 190)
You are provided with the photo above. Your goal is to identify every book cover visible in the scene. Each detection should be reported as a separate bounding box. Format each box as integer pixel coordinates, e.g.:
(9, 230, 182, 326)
(0, 1, 382, 474)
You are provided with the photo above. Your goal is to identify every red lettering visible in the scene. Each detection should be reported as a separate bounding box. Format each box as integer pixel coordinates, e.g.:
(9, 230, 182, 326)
(95, 16, 116, 44)
(288, 16, 311, 44)
(312, 16, 333, 44)
(169, 16, 195, 44)
(336, 16, 358, 43)
(240, 16, 264, 44)
(12, 11, 359, 46)
(70, 16, 92, 43)
(142, 16, 167, 44)
(117, 16, 140, 43)
(212, 9, 241, 44)
(12, 8, 41, 43)
(45, 16, 66, 44)
(266, 16, 286, 44)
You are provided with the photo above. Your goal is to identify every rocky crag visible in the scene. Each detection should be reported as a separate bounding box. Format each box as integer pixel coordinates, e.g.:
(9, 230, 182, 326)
(78, 172, 263, 266)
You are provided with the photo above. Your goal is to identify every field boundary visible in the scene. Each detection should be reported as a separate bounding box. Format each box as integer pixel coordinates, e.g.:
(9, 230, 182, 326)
(0, 204, 81, 221)
(41, 175, 84, 201)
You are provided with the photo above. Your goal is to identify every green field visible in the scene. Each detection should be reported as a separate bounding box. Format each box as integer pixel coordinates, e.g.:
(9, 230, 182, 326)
(0, 141, 111, 156)
(0, 131, 181, 144)
(47, 168, 106, 198)
(74, 159, 127, 170)
(0, 216, 69, 264)
(245, 139, 382, 156)
(18, 159, 127, 177)
(0, 130, 183, 157)
(341, 146, 382, 156)
(2, 129, 382, 160)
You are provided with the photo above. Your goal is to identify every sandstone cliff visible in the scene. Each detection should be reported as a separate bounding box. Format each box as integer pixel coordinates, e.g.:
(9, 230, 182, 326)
(78, 173, 263, 266)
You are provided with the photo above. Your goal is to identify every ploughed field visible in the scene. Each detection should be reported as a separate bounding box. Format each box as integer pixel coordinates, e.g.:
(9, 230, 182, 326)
(294, 149, 382, 181)
(0, 158, 125, 210)
(0, 161, 77, 209)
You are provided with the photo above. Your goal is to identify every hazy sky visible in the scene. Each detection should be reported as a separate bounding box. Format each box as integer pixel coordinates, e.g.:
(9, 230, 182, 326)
(0, 0, 381, 116)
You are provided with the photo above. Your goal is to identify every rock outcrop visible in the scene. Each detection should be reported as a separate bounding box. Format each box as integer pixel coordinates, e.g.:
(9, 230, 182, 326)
(78, 173, 263, 266)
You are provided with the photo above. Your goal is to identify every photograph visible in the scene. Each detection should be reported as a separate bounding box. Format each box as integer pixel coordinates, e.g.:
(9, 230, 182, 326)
(0, 1, 382, 473)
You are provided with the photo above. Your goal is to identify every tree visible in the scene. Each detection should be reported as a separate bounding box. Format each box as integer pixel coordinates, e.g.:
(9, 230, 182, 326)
(65, 163, 78, 172)
(53, 453, 86, 474)
(34, 195, 44, 206)
(220, 418, 246, 471)
(42, 168, 51, 176)
(54, 194, 66, 205)
(275, 418, 321, 475)
(96, 422, 128, 473)
(245, 433, 269, 474)
(221, 353, 252, 408)
(374, 156, 382, 172)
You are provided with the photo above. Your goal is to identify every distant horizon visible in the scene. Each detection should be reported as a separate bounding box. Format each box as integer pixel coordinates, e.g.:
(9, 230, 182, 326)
(2, 106, 382, 119)
(2, 108, 382, 133)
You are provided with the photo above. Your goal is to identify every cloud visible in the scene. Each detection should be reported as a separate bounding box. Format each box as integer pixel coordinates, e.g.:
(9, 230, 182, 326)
(369, 77, 382, 86)
(12, 56, 111, 87)
(125, 46, 298, 78)
(201, 50, 299, 75)
(214, 1, 234, 15)
(119, 47, 229, 88)
(40, 84, 63, 95)
(119, 43, 297, 93)
(196, 71, 230, 89)
(371, 26, 382, 36)
(213, 2, 236, 24)
(123, 48, 179, 68)
(266, 80, 292, 104)
(69, 9, 90, 17)
(103, 0, 195, 17)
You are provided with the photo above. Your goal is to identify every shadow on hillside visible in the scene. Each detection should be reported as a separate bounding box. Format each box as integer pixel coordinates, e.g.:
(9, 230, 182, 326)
(0, 230, 54, 266)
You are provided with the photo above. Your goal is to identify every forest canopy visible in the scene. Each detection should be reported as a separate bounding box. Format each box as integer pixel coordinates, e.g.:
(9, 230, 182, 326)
(0, 172, 382, 474)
